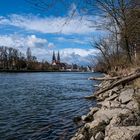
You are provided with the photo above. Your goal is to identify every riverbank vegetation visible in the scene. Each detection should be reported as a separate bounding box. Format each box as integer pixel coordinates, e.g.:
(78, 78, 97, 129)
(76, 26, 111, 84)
(0, 46, 52, 71)
(92, 0, 140, 74)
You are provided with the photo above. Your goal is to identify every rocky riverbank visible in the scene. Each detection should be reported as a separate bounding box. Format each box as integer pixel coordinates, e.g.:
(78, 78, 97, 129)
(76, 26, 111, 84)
(71, 74, 140, 140)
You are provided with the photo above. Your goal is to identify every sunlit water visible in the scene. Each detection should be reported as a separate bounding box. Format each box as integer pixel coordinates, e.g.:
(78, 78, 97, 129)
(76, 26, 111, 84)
(0, 72, 101, 140)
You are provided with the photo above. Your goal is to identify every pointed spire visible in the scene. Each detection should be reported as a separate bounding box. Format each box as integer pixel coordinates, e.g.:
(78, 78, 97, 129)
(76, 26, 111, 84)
(57, 51, 60, 62)
(52, 51, 56, 65)
(52, 51, 56, 61)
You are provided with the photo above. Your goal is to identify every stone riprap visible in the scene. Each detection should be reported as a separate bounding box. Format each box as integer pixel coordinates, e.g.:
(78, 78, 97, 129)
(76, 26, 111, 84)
(71, 81, 140, 140)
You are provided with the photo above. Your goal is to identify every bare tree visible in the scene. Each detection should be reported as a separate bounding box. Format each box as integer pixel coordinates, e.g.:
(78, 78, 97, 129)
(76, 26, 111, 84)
(25, 0, 140, 71)
(26, 47, 32, 61)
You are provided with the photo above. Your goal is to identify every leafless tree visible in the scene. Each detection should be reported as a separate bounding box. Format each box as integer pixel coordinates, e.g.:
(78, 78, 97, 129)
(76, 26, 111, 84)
(25, 0, 140, 71)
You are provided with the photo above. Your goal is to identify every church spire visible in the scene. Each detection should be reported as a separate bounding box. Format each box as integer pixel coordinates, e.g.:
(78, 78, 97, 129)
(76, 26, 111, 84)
(57, 51, 60, 63)
(52, 51, 56, 61)
(52, 51, 56, 65)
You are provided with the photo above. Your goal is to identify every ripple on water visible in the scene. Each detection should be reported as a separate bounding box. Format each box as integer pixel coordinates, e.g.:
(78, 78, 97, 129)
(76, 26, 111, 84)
(0, 72, 101, 140)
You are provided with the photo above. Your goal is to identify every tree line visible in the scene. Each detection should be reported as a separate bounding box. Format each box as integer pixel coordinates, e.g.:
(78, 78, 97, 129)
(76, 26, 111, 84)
(0, 46, 50, 70)
(90, 0, 140, 73)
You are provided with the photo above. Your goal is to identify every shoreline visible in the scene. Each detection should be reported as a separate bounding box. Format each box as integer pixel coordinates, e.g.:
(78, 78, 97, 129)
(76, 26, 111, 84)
(0, 70, 88, 73)
(71, 73, 140, 140)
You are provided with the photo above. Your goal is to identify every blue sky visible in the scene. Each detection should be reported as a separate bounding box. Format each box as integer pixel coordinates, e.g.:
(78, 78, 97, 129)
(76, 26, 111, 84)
(0, 0, 103, 65)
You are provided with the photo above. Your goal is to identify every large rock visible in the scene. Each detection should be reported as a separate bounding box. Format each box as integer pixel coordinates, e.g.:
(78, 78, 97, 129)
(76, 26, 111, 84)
(105, 126, 140, 140)
(71, 134, 85, 140)
(89, 107, 100, 114)
(102, 91, 109, 99)
(81, 115, 87, 121)
(98, 93, 107, 101)
(95, 131, 104, 140)
(86, 119, 107, 138)
(108, 116, 121, 127)
(82, 107, 99, 122)
(119, 88, 134, 104)
(90, 136, 95, 140)
(105, 94, 118, 101)
(98, 101, 111, 109)
(104, 137, 109, 140)
(110, 101, 120, 108)
(119, 112, 140, 126)
(98, 100, 120, 109)
(94, 108, 130, 121)
(76, 134, 85, 140)
(126, 100, 139, 111)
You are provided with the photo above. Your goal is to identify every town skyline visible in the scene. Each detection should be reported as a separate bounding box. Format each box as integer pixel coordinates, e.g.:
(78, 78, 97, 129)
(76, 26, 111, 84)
(0, 46, 93, 72)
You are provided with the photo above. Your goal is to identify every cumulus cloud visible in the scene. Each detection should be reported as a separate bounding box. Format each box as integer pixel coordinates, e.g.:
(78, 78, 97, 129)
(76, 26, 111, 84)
(30, 47, 99, 65)
(59, 48, 99, 65)
(0, 34, 48, 49)
(0, 34, 53, 61)
(0, 34, 25, 49)
(0, 14, 100, 34)
(61, 48, 98, 57)
(26, 47, 98, 65)
(27, 35, 47, 47)
(48, 42, 55, 48)
(0, 34, 98, 64)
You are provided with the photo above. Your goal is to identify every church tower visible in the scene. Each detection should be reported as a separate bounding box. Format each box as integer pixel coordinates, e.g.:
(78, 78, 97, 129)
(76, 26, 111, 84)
(52, 51, 56, 65)
(57, 51, 60, 64)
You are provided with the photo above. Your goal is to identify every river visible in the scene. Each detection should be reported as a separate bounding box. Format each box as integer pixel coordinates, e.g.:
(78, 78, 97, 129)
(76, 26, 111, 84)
(0, 72, 101, 140)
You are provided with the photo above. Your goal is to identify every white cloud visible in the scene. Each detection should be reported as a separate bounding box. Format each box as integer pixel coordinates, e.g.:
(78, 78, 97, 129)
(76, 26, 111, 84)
(0, 34, 53, 61)
(57, 36, 92, 44)
(0, 14, 99, 34)
(60, 48, 98, 57)
(31, 48, 99, 65)
(59, 48, 99, 65)
(0, 34, 25, 48)
(27, 35, 47, 47)
(48, 42, 55, 48)
(0, 34, 98, 65)
(0, 34, 48, 49)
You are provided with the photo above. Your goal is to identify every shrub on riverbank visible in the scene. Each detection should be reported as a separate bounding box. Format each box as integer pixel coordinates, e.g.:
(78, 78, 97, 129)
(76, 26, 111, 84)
(92, 0, 140, 74)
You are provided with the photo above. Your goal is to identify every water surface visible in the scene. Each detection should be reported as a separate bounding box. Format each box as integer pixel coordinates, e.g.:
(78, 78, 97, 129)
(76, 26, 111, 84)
(0, 72, 100, 140)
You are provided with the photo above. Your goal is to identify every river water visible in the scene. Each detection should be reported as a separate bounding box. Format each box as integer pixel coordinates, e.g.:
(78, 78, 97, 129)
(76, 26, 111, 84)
(0, 72, 100, 140)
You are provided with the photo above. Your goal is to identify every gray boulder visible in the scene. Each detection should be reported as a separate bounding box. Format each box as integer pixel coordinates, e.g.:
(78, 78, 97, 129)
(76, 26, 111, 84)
(90, 136, 95, 140)
(105, 93, 118, 101)
(95, 131, 104, 140)
(87, 119, 107, 137)
(94, 108, 130, 121)
(105, 126, 140, 140)
(126, 100, 139, 111)
(81, 107, 99, 122)
(119, 88, 134, 104)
